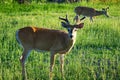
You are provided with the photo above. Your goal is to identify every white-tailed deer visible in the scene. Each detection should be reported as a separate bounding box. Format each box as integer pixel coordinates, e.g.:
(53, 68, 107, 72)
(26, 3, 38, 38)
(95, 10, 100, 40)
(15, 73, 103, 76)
(16, 15, 84, 80)
(74, 6, 109, 21)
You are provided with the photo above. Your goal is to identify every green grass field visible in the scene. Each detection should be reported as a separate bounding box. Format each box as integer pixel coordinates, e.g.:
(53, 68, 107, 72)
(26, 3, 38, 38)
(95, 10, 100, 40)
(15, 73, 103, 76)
(0, 2, 120, 80)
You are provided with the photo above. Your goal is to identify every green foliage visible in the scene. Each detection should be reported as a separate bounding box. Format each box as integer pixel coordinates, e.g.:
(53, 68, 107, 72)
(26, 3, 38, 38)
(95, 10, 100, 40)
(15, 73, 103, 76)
(0, 2, 120, 80)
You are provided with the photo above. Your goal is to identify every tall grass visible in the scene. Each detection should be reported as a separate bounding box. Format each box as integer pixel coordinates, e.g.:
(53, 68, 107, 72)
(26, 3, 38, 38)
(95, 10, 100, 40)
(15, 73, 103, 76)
(0, 2, 120, 80)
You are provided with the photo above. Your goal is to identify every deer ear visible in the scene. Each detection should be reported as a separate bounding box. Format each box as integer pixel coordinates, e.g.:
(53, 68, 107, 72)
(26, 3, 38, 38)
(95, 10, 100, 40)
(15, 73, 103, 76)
(75, 23, 84, 29)
(61, 22, 68, 28)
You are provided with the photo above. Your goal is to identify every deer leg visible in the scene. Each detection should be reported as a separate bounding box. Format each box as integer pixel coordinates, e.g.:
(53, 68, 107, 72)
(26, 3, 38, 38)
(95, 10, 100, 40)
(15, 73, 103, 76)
(50, 51, 56, 80)
(59, 54, 65, 78)
(90, 17, 93, 22)
(20, 49, 31, 80)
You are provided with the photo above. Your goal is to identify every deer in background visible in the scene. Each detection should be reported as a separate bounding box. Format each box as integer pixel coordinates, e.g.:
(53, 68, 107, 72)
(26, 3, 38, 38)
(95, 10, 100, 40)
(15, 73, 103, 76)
(16, 15, 84, 80)
(74, 6, 109, 22)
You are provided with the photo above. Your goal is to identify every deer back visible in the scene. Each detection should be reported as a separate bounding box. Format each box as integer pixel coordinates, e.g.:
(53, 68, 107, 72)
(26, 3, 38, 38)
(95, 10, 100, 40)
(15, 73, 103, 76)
(17, 26, 72, 52)
(74, 6, 96, 16)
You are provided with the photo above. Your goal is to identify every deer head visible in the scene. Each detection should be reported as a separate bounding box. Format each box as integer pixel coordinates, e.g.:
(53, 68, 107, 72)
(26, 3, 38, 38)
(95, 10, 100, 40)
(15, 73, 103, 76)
(102, 7, 109, 17)
(59, 15, 84, 38)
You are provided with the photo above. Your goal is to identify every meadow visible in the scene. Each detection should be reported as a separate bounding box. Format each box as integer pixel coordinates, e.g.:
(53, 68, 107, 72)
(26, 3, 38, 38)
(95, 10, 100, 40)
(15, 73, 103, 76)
(0, 2, 120, 80)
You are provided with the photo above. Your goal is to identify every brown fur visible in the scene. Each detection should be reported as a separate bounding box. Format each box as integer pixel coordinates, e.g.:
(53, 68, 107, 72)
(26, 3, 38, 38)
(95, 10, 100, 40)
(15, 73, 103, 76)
(74, 6, 109, 21)
(18, 27, 72, 52)
(16, 19, 84, 80)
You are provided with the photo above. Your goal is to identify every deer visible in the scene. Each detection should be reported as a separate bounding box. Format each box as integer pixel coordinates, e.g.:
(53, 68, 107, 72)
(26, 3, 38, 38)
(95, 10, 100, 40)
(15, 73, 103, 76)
(16, 15, 84, 80)
(74, 6, 109, 22)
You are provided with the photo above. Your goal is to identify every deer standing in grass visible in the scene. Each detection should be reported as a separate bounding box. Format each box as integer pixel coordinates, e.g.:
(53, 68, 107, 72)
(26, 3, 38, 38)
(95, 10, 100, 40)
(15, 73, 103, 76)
(16, 15, 84, 80)
(74, 6, 109, 22)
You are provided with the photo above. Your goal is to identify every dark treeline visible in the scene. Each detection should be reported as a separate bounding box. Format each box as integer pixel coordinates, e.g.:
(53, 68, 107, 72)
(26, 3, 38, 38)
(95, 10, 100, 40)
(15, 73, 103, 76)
(15, 0, 89, 3)
(0, 0, 119, 4)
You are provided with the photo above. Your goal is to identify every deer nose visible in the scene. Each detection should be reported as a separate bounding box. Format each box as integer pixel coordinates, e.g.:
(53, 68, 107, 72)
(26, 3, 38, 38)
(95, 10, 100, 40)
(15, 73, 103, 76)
(70, 35, 73, 38)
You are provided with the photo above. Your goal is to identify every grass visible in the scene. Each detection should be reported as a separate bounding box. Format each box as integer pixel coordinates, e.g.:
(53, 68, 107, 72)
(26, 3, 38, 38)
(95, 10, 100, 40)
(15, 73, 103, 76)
(0, 2, 120, 80)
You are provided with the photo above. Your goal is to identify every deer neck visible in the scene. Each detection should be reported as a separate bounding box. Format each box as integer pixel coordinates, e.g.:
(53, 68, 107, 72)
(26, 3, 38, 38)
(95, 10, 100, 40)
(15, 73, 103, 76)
(95, 10, 104, 16)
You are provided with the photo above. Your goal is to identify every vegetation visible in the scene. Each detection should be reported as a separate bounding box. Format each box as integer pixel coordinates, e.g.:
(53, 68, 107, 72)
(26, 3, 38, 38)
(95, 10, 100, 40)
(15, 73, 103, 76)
(0, 1, 120, 80)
